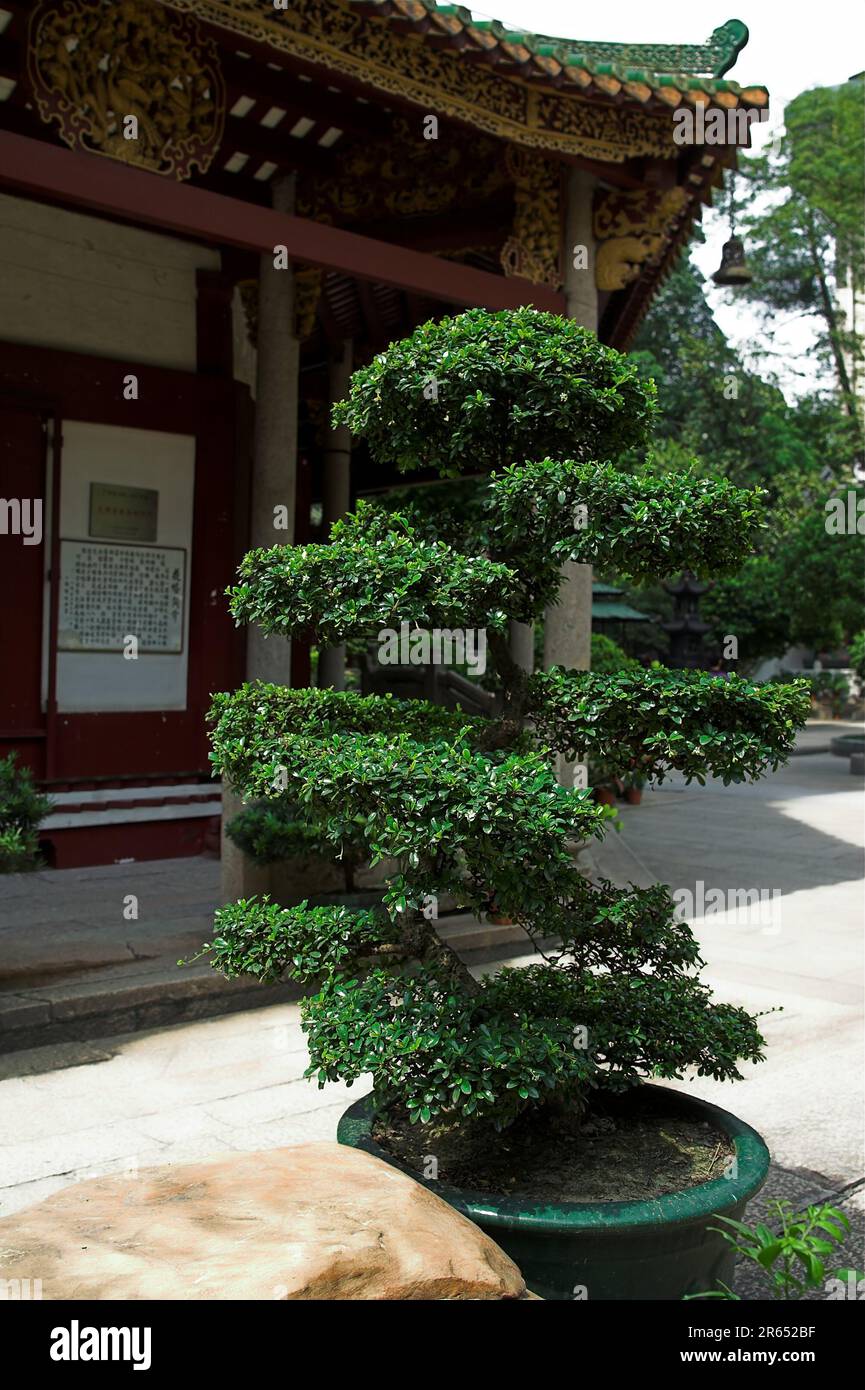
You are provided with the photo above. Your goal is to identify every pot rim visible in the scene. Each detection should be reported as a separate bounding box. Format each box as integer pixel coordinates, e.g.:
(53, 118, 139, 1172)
(337, 1083, 770, 1233)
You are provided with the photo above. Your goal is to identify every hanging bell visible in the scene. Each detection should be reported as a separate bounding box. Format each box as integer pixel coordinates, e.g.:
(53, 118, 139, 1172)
(711, 234, 753, 286)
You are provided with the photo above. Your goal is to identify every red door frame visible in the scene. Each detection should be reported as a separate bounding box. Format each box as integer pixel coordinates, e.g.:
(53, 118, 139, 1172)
(45, 407, 62, 780)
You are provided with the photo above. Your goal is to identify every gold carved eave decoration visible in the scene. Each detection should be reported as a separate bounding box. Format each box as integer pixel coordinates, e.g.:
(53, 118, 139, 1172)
(165, 0, 676, 162)
(28, 0, 225, 178)
(500, 146, 562, 290)
(298, 117, 506, 223)
(593, 186, 689, 291)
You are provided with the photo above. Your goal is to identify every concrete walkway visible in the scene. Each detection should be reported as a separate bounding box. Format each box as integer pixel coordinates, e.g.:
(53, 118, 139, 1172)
(0, 726, 862, 1296)
(0, 858, 519, 1051)
(788, 718, 864, 757)
(589, 743, 864, 1293)
(0, 856, 295, 1049)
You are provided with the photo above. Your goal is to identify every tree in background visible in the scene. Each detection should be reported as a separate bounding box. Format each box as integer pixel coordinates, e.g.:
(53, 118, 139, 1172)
(737, 78, 864, 424)
(626, 79, 865, 671)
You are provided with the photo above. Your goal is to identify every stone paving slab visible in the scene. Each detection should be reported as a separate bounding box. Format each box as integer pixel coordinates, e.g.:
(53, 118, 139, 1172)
(0, 1003, 361, 1219)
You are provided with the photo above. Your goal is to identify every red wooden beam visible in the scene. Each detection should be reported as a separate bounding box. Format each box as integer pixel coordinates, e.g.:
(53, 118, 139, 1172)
(0, 129, 564, 313)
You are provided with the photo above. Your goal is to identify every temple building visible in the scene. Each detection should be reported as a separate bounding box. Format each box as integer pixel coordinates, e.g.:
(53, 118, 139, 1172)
(0, 0, 767, 871)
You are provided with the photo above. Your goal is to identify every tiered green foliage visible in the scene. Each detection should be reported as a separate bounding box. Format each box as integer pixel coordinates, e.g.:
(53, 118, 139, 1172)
(198, 308, 810, 1131)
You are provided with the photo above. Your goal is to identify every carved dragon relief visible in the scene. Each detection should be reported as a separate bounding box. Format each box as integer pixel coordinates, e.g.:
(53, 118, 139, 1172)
(593, 186, 689, 291)
(298, 118, 506, 224)
(499, 146, 563, 290)
(28, 0, 225, 178)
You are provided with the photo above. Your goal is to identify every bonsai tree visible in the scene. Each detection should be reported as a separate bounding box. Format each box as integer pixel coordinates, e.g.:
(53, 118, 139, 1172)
(199, 308, 810, 1135)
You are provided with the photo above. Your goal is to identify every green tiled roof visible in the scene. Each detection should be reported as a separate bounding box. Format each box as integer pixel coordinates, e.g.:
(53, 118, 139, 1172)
(349, 4, 768, 108)
(445, 13, 747, 76)
(592, 601, 653, 622)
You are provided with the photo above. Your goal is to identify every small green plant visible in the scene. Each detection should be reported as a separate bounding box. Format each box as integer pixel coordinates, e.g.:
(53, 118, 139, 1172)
(686, 1200, 863, 1300)
(847, 630, 864, 689)
(590, 632, 641, 674)
(227, 799, 367, 893)
(0, 753, 52, 872)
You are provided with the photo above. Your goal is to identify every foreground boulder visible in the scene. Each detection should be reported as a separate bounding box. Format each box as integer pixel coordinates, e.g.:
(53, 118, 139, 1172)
(0, 1141, 528, 1300)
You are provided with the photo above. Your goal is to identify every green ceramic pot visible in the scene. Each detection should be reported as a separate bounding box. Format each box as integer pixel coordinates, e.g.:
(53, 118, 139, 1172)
(337, 1084, 770, 1301)
(830, 732, 865, 758)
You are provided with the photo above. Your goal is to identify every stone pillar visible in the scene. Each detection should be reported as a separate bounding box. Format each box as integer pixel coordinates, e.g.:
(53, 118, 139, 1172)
(245, 172, 299, 687)
(222, 174, 300, 902)
(544, 168, 597, 786)
(318, 339, 353, 691)
(509, 620, 534, 674)
(219, 785, 270, 903)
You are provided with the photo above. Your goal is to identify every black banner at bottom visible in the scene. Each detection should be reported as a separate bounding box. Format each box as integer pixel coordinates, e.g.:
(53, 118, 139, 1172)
(6, 1293, 860, 1374)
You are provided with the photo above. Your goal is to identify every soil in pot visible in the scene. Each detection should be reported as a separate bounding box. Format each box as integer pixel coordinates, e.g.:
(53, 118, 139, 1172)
(372, 1089, 733, 1204)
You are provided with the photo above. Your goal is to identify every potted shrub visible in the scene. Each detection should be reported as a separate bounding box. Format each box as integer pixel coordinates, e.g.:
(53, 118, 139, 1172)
(810, 669, 851, 719)
(0, 752, 53, 873)
(623, 774, 646, 806)
(588, 756, 624, 806)
(226, 797, 371, 906)
(197, 308, 810, 1300)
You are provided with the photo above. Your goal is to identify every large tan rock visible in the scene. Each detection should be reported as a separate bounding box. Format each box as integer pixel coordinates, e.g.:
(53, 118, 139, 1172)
(0, 1142, 528, 1300)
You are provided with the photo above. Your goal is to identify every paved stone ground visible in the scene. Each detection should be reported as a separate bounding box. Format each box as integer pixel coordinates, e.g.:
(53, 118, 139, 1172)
(589, 741, 864, 1296)
(0, 855, 222, 991)
(0, 1004, 353, 1219)
(0, 723, 862, 1298)
(0, 857, 520, 1050)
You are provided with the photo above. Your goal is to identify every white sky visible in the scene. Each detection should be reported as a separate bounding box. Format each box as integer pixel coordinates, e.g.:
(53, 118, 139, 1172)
(468, 1, 865, 396)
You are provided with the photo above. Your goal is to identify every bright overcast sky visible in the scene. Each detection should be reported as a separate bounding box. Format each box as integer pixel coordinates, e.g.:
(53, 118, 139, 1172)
(468, 1, 865, 396)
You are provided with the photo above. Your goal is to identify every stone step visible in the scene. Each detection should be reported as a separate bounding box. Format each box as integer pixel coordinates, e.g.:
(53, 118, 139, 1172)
(0, 960, 301, 1055)
(438, 912, 535, 955)
(0, 915, 545, 1054)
